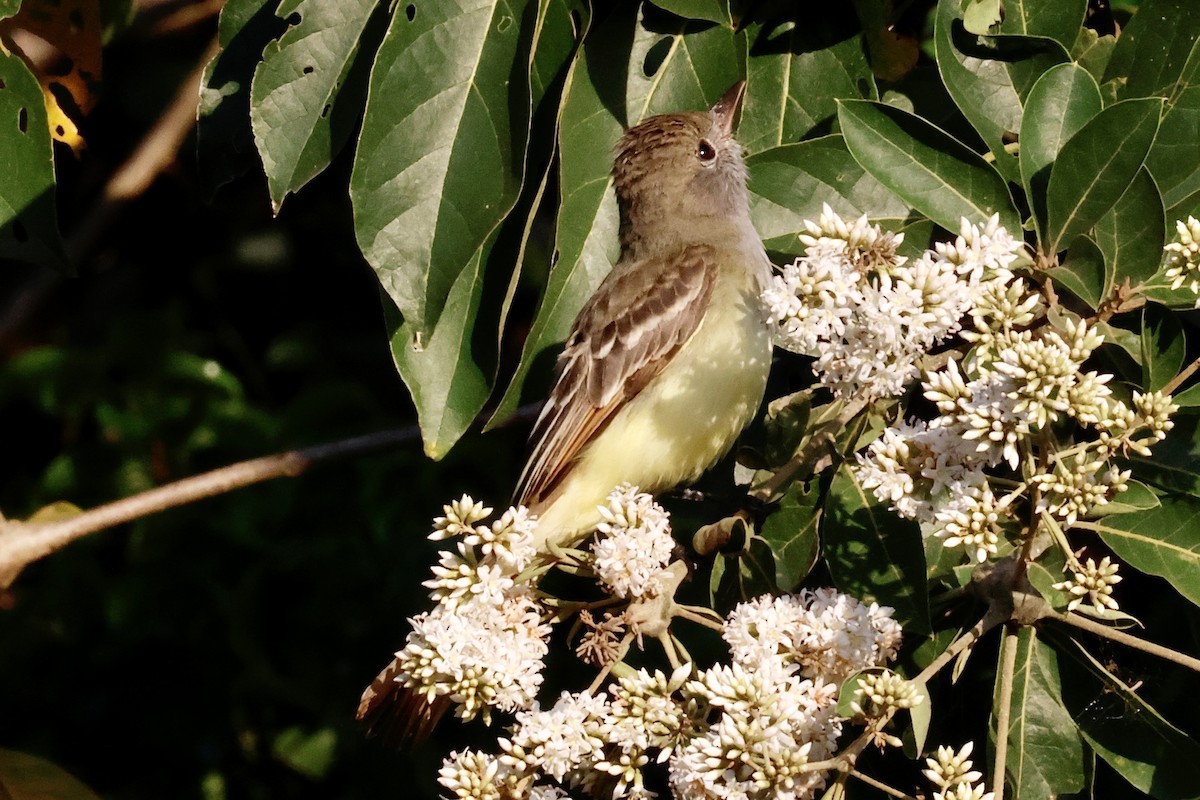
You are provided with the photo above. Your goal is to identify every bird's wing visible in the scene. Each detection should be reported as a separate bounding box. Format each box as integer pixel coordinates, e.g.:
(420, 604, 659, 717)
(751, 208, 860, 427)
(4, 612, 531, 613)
(515, 243, 717, 506)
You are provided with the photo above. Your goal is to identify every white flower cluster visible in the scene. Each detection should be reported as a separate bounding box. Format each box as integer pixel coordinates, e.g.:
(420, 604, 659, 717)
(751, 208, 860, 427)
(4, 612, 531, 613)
(923, 742, 993, 800)
(1164, 215, 1200, 304)
(591, 485, 676, 600)
(438, 589, 905, 800)
(855, 306, 1176, 563)
(1052, 555, 1123, 616)
(763, 207, 1024, 398)
(394, 497, 551, 724)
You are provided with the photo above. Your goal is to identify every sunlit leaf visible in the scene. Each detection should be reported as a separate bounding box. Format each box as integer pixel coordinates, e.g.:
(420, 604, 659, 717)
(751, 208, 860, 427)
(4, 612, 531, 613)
(0, 51, 65, 268)
(1044, 98, 1162, 255)
(837, 99, 1020, 234)
(251, 0, 381, 212)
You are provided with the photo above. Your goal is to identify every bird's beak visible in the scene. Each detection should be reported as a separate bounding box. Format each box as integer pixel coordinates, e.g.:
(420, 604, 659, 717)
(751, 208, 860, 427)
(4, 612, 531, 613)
(711, 80, 746, 137)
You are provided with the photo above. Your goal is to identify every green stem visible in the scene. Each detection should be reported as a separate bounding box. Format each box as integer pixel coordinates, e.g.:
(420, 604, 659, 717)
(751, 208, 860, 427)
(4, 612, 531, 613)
(992, 625, 1021, 798)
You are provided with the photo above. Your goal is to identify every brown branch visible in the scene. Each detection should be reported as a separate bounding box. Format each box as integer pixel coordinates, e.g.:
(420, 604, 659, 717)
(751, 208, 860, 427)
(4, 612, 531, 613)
(67, 36, 219, 263)
(1163, 353, 1200, 397)
(1049, 609, 1200, 674)
(0, 426, 417, 590)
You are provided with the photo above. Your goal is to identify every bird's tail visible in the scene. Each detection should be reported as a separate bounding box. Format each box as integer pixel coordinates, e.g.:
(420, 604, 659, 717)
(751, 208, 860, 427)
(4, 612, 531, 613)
(356, 657, 450, 747)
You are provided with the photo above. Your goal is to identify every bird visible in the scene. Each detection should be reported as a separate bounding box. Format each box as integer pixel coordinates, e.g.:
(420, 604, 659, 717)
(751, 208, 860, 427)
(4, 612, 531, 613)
(516, 79, 772, 548)
(358, 80, 772, 742)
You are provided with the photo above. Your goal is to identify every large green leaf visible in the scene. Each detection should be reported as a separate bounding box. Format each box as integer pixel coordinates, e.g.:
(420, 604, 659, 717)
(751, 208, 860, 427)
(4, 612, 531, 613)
(0, 51, 64, 268)
(490, 6, 741, 423)
(1081, 493, 1200, 608)
(1095, 167, 1166, 296)
(1048, 235, 1105, 309)
(351, 0, 533, 337)
(1019, 63, 1102, 240)
(250, 0, 381, 213)
(746, 135, 913, 251)
(1104, 0, 1200, 102)
(997, 0, 1086, 50)
(1058, 638, 1200, 799)
(738, 7, 875, 153)
(648, 0, 730, 26)
(0, 749, 102, 800)
(992, 628, 1087, 799)
(837, 99, 1020, 234)
(934, 0, 1069, 184)
(197, 0, 286, 197)
(823, 464, 931, 634)
(1043, 98, 1162, 255)
(1146, 84, 1200, 209)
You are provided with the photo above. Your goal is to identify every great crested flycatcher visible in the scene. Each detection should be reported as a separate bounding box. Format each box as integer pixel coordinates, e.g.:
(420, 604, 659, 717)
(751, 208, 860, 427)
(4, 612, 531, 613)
(359, 81, 771, 740)
(518, 79, 771, 547)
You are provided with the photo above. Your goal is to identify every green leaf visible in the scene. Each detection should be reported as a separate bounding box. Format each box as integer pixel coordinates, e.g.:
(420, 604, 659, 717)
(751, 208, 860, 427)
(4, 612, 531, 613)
(962, 0, 1000, 35)
(824, 464, 931, 634)
(1048, 234, 1105, 309)
(934, 0, 1070, 184)
(250, 0, 381, 213)
(198, 0, 286, 197)
(1044, 98, 1163, 255)
(1083, 493, 1200, 608)
(1125, 415, 1200, 497)
(739, 8, 875, 153)
(351, 0, 534, 337)
(1140, 303, 1186, 393)
(1092, 479, 1161, 517)
(908, 678, 932, 753)
(0, 749, 102, 800)
(385, 247, 491, 459)
(837, 99, 1020, 235)
(1071, 28, 1116, 82)
(647, 0, 729, 25)
(760, 480, 821, 591)
(272, 727, 337, 780)
(1095, 167, 1166, 296)
(1058, 638, 1200, 798)
(0, 51, 64, 268)
(997, 0, 1086, 49)
(1103, 0, 1200, 102)
(746, 135, 913, 252)
(1146, 84, 1200, 209)
(1019, 63, 1102, 240)
(1173, 382, 1200, 407)
(992, 628, 1087, 799)
(490, 6, 741, 423)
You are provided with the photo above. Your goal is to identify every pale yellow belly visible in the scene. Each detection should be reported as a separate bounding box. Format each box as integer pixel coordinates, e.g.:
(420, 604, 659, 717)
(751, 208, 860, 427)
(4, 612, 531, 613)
(534, 277, 771, 544)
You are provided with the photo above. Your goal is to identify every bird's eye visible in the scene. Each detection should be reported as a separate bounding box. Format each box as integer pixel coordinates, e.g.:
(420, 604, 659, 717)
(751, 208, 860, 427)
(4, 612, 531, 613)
(697, 139, 717, 164)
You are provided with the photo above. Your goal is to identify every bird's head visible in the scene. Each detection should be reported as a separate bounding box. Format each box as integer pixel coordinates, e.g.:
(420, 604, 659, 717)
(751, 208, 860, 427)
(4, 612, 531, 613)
(612, 81, 750, 255)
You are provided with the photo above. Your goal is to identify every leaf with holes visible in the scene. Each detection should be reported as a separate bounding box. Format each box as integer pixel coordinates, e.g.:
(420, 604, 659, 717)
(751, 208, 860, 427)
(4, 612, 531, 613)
(198, 0, 287, 197)
(251, 0, 382, 213)
(837, 99, 1020, 235)
(759, 480, 821, 591)
(738, 7, 875, 153)
(1019, 63, 1102, 240)
(1044, 98, 1162, 255)
(991, 628, 1087, 799)
(934, 0, 1069, 184)
(489, 5, 741, 423)
(351, 0, 534, 337)
(0, 52, 65, 269)
(823, 464, 930, 634)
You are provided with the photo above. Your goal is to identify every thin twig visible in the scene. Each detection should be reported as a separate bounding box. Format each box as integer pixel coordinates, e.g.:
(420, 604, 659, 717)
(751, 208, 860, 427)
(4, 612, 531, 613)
(1049, 610, 1200, 674)
(850, 770, 919, 800)
(992, 625, 1020, 798)
(1163, 353, 1200, 397)
(67, 37, 219, 263)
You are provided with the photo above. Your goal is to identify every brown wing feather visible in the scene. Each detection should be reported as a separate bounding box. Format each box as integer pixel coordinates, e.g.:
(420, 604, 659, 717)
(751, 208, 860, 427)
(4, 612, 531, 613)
(515, 244, 717, 507)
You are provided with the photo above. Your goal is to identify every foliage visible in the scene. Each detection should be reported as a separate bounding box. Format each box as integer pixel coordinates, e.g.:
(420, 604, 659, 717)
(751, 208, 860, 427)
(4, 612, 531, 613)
(4, 0, 1200, 798)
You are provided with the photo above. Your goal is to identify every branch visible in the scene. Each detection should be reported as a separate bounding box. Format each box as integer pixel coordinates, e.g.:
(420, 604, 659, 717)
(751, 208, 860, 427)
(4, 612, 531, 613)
(991, 625, 1020, 798)
(1048, 609, 1200, 674)
(1163, 353, 1200, 397)
(0, 426, 415, 590)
